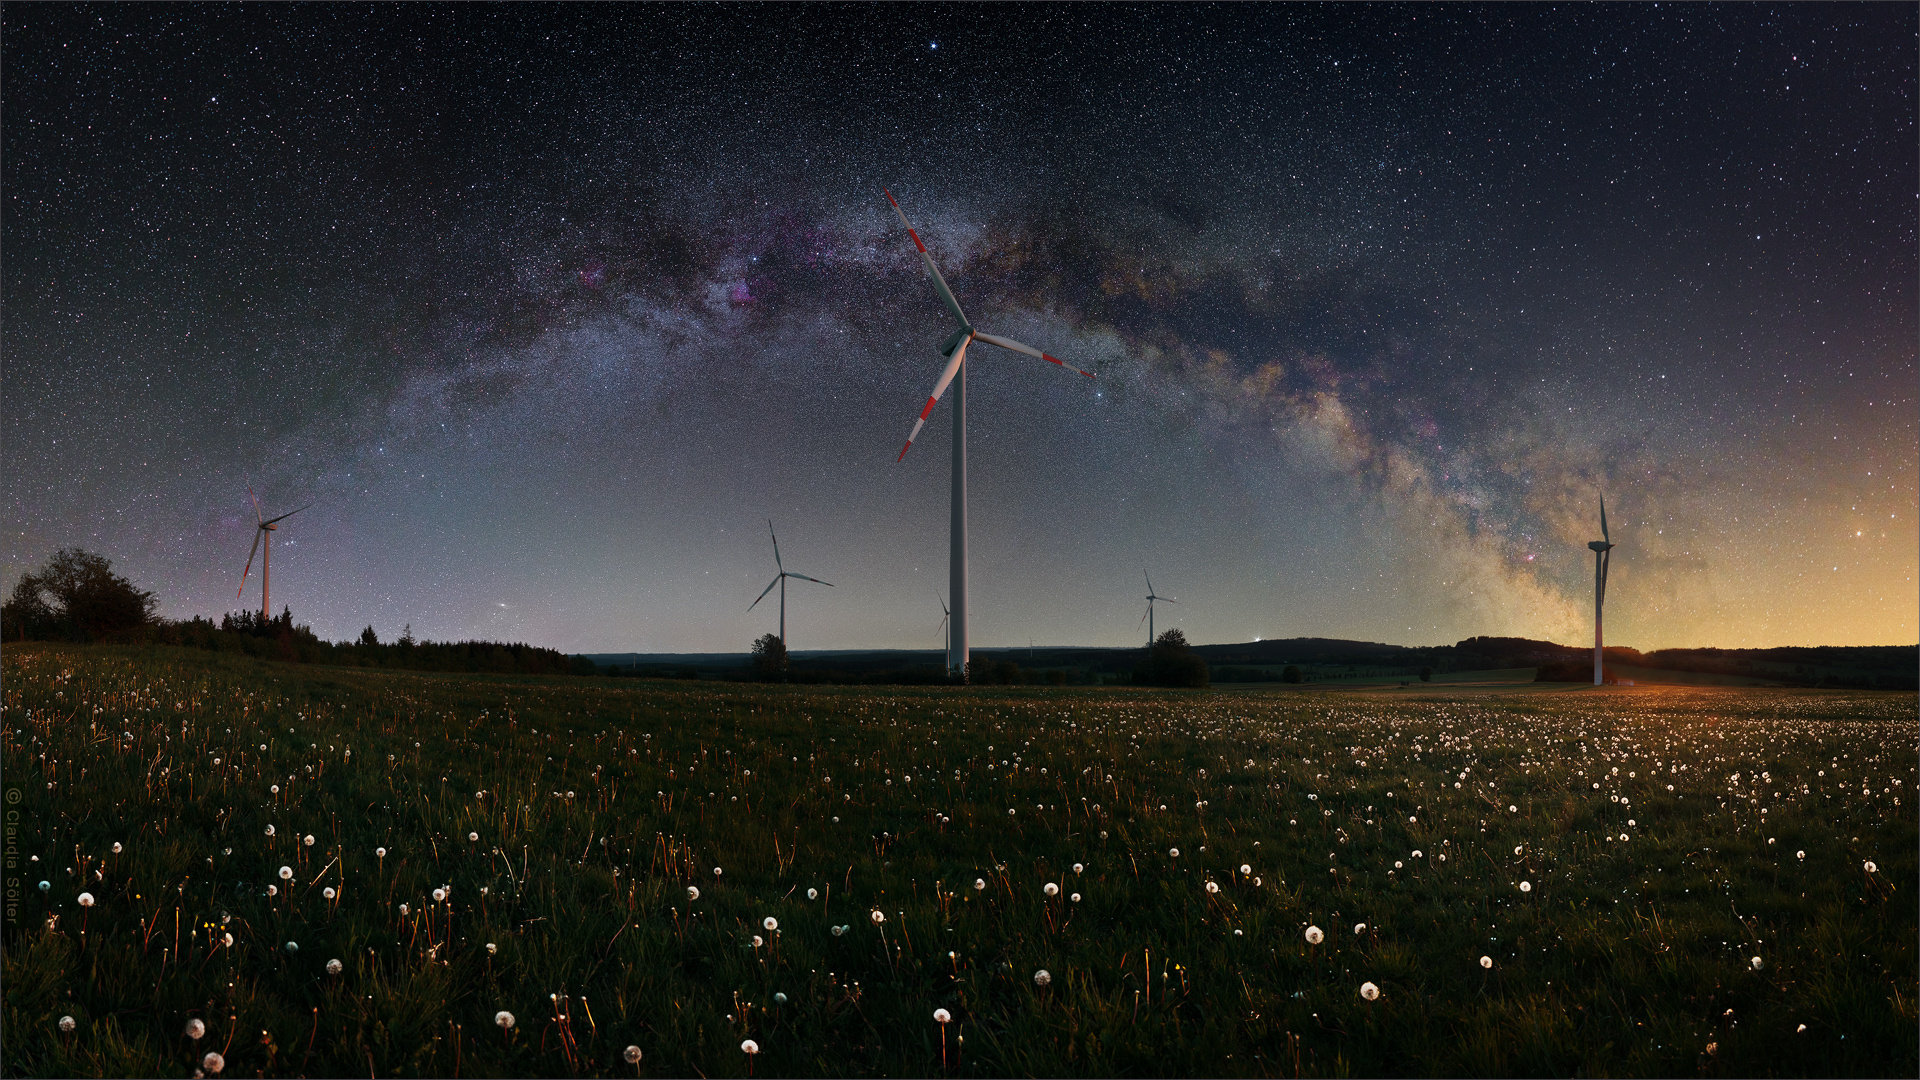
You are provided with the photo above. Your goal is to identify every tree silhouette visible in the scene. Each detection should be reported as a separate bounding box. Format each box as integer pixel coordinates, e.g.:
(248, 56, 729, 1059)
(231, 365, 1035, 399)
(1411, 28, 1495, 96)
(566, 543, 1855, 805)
(751, 633, 788, 679)
(2, 548, 155, 641)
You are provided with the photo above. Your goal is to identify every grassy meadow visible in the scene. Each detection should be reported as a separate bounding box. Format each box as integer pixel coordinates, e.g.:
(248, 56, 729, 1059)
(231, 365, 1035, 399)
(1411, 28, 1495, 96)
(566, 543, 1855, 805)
(2, 642, 1914, 1077)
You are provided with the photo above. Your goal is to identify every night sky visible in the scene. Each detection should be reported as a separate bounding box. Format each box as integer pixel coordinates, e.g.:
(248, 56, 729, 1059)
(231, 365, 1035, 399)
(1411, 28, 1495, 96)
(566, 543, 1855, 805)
(4, 3, 1914, 654)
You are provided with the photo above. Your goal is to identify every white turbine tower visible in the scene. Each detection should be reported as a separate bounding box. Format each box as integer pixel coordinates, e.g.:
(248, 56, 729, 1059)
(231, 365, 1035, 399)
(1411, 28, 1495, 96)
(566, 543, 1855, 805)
(886, 190, 1095, 681)
(748, 520, 832, 650)
(1588, 496, 1615, 685)
(1139, 571, 1177, 647)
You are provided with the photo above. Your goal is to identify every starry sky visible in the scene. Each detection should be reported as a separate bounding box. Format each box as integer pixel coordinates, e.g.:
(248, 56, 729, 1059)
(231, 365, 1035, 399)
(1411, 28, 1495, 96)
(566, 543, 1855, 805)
(4, 3, 1914, 654)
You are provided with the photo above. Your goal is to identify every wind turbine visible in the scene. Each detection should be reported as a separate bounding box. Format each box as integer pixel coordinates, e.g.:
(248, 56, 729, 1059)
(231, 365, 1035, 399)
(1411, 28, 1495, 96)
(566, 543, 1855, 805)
(747, 520, 832, 648)
(937, 595, 951, 657)
(1139, 571, 1178, 648)
(235, 485, 311, 623)
(886, 190, 1096, 681)
(1587, 496, 1616, 685)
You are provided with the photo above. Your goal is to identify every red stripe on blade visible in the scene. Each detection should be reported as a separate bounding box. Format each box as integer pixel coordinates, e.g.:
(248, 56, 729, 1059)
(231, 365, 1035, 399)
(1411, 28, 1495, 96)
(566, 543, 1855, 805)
(897, 441, 914, 461)
(917, 396, 938, 421)
(907, 228, 927, 253)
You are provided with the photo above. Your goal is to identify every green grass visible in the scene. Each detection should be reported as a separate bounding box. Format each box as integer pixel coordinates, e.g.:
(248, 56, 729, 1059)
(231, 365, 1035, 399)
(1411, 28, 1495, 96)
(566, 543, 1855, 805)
(3, 642, 1914, 1077)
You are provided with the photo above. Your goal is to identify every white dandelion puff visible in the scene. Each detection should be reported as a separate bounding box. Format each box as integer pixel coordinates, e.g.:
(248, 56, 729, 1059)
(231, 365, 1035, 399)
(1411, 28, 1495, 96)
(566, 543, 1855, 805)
(1519, 881, 1533, 893)
(58, 1015, 76, 1032)
(1033, 969, 1052, 986)
(687, 886, 700, 901)
(1354, 922, 1366, 934)
(279, 866, 293, 880)
(1205, 881, 1220, 894)
(323, 887, 336, 900)
(202, 1051, 226, 1074)
(1045, 883, 1060, 897)
(763, 916, 778, 931)
(495, 1011, 515, 1029)
(624, 1045, 642, 1063)
(77, 892, 95, 907)
(973, 878, 986, 891)
(1480, 955, 1493, 969)
(185, 1018, 207, 1039)
(934, 1008, 952, 1023)
(1360, 981, 1381, 1001)
(741, 1039, 759, 1054)
(1305, 925, 1324, 945)
(871, 909, 885, 924)
(807, 888, 818, 900)
(326, 958, 343, 975)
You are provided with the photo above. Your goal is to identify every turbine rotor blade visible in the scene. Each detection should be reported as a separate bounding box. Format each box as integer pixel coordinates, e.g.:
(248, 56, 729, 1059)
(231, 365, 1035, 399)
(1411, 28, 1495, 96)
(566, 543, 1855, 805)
(973, 331, 1095, 377)
(1599, 495, 1611, 545)
(748, 576, 782, 611)
(263, 503, 312, 526)
(898, 338, 971, 460)
(784, 572, 834, 587)
(247, 484, 263, 524)
(237, 530, 263, 596)
(1138, 606, 1152, 630)
(885, 190, 970, 329)
(768, 520, 782, 571)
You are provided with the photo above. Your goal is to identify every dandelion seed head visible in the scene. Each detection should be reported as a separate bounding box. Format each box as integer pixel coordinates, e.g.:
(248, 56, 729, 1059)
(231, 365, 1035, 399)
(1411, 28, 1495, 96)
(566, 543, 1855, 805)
(77, 892, 94, 907)
(185, 1018, 207, 1039)
(495, 1011, 515, 1029)
(1305, 925, 1324, 945)
(1360, 981, 1380, 1001)
(741, 1039, 759, 1054)
(326, 958, 343, 974)
(1169, 847, 1180, 858)
(1205, 881, 1220, 894)
(278, 866, 293, 880)
(624, 1045, 643, 1063)
(934, 1008, 952, 1023)
(871, 909, 885, 924)
(323, 887, 336, 900)
(58, 1015, 75, 1032)
(807, 888, 818, 900)
(973, 878, 985, 891)
(764, 917, 778, 931)
(1045, 882, 1060, 897)
(202, 1051, 226, 1074)
(1751, 956, 1764, 970)
(1519, 881, 1533, 893)
(687, 886, 700, 901)
(1480, 955, 1494, 969)
(1033, 968, 1051, 986)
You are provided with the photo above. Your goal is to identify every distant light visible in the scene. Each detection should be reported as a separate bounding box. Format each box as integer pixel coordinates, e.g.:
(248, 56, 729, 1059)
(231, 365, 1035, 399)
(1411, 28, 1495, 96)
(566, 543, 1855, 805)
(930, 41, 938, 49)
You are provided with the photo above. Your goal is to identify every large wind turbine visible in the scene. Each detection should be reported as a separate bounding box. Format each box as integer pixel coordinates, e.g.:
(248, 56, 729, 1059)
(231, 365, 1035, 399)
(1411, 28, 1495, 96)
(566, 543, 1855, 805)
(1587, 496, 1616, 685)
(236, 485, 311, 622)
(886, 190, 1096, 680)
(748, 520, 832, 648)
(937, 595, 951, 657)
(1139, 571, 1178, 647)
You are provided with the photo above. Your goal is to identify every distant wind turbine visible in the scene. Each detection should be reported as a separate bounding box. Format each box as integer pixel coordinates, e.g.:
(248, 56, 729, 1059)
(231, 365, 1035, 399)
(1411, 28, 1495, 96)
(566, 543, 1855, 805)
(1139, 571, 1177, 648)
(235, 485, 311, 622)
(1588, 496, 1616, 685)
(886, 189, 1096, 680)
(937, 595, 951, 656)
(748, 520, 832, 648)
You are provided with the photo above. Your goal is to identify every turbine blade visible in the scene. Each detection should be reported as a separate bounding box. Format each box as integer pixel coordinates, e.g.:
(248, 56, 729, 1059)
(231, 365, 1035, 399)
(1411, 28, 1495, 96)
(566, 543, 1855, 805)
(885, 190, 970, 329)
(1163, 597, 1179, 604)
(237, 530, 263, 596)
(263, 503, 312, 526)
(1599, 495, 1611, 545)
(748, 575, 782, 611)
(785, 572, 834, 587)
(1144, 570, 1154, 595)
(897, 337, 970, 460)
(1138, 606, 1152, 630)
(768, 520, 782, 571)
(247, 483, 263, 524)
(974, 331, 1095, 377)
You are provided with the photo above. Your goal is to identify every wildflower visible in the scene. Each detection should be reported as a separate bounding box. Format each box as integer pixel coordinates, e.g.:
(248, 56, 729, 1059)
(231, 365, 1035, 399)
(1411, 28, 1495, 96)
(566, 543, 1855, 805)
(323, 887, 337, 900)
(1360, 981, 1381, 1001)
(1033, 969, 1052, 987)
(1305, 925, 1324, 945)
(59, 1015, 76, 1032)
(741, 1039, 759, 1054)
(1480, 955, 1493, 969)
(871, 909, 886, 924)
(687, 886, 700, 901)
(495, 1011, 515, 1029)
(203, 1051, 226, 1074)
(1205, 881, 1219, 894)
(764, 917, 778, 931)
(1045, 883, 1060, 897)
(326, 958, 343, 975)
(185, 1018, 207, 1039)
(934, 1008, 952, 1023)
(1519, 881, 1532, 893)
(625, 1045, 643, 1063)
(974, 878, 986, 891)
(279, 866, 293, 881)
(807, 888, 819, 900)
(77, 892, 95, 907)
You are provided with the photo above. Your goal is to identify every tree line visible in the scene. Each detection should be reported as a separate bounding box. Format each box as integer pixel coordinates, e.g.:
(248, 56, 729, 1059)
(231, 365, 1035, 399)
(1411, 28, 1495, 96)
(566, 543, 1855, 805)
(2, 548, 592, 676)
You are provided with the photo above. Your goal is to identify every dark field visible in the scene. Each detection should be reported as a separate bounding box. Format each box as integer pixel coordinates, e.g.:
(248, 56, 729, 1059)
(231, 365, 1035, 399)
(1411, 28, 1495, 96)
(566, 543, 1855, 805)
(3, 643, 1913, 1077)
